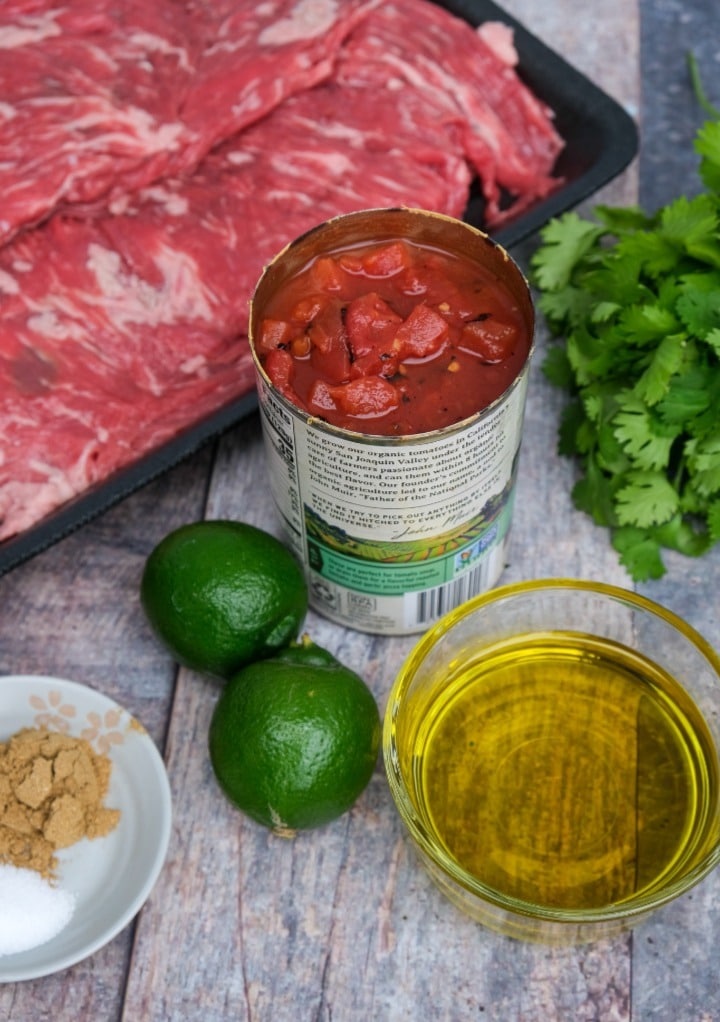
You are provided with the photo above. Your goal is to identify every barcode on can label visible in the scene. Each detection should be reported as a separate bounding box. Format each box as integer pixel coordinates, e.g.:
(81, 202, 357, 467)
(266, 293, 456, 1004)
(406, 557, 497, 628)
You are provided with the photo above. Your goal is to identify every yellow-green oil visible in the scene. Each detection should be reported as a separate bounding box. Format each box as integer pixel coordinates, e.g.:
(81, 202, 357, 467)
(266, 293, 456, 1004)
(407, 632, 720, 910)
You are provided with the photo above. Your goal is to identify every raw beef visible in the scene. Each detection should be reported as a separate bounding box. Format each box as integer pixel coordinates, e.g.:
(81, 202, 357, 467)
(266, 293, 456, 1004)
(0, 211, 258, 542)
(0, 0, 564, 545)
(0, 0, 379, 245)
(0, 65, 476, 541)
(334, 0, 563, 224)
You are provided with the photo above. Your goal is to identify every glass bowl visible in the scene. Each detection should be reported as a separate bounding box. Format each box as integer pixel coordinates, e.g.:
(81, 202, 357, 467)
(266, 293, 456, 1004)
(383, 579, 720, 944)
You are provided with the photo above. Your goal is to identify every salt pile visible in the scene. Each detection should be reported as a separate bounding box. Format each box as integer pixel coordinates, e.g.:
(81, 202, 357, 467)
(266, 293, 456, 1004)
(0, 864, 76, 956)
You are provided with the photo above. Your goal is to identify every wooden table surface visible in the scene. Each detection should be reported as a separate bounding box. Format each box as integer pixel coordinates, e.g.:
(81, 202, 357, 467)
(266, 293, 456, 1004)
(2, 1, 719, 1019)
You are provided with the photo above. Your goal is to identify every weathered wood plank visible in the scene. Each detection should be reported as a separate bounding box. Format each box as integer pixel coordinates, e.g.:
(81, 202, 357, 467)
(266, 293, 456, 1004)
(626, 0, 720, 1016)
(123, 272, 644, 1022)
(123, 388, 639, 1022)
(121, 2, 645, 1018)
(12, 2, 720, 1020)
(0, 450, 213, 1020)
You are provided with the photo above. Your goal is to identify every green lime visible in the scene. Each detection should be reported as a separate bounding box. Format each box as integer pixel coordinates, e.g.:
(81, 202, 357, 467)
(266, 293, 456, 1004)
(208, 639, 381, 834)
(140, 520, 308, 678)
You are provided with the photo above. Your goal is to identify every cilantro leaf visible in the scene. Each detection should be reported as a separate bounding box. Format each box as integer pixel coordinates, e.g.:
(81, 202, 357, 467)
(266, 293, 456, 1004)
(565, 322, 632, 386)
(654, 514, 713, 556)
(659, 194, 718, 261)
(581, 249, 651, 306)
(530, 109, 720, 581)
(541, 344, 575, 390)
(611, 527, 667, 581)
(555, 399, 581, 452)
(633, 333, 687, 405)
(614, 471, 680, 527)
(685, 432, 720, 495)
(536, 285, 592, 330)
(675, 272, 720, 336)
(617, 303, 680, 348)
(531, 214, 604, 291)
(656, 366, 712, 424)
(594, 204, 656, 233)
(590, 300, 622, 324)
(596, 421, 630, 475)
(616, 230, 680, 278)
(612, 394, 677, 469)
(572, 457, 617, 527)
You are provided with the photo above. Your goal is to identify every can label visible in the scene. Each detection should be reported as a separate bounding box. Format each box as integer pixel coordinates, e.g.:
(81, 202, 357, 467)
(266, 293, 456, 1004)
(257, 370, 528, 635)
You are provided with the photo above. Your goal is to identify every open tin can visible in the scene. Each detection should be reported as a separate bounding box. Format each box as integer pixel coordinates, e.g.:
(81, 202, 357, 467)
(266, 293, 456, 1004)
(248, 207, 534, 635)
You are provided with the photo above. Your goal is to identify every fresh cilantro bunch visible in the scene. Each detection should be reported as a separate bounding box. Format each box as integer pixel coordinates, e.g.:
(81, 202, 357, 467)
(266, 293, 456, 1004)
(530, 117, 720, 581)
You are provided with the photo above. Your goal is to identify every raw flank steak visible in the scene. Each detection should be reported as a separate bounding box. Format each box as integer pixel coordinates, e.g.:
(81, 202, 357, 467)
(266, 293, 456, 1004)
(0, 0, 379, 244)
(0, 0, 564, 544)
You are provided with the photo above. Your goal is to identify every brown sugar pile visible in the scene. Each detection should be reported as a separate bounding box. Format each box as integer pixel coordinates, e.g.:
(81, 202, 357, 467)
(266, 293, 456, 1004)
(0, 727, 121, 878)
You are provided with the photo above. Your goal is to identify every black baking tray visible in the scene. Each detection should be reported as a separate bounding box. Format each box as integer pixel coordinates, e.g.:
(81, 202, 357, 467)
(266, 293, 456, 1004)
(0, 0, 638, 577)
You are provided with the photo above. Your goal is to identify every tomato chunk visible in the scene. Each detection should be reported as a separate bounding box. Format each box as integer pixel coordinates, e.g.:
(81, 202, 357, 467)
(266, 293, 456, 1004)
(345, 292, 402, 356)
(360, 241, 412, 277)
(459, 318, 518, 363)
(307, 379, 337, 417)
(328, 377, 401, 418)
(307, 301, 350, 383)
(264, 348, 295, 393)
(344, 292, 403, 378)
(256, 317, 294, 355)
(308, 301, 344, 355)
(292, 294, 329, 323)
(394, 303, 449, 358)
(309, 256, 346, 293)
(349, 352, 394, 379)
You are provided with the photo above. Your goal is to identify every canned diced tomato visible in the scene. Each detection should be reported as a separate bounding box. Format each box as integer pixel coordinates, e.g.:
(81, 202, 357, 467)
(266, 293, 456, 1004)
(459, 318, 518, 363)
(257, 317, 294, 354)
(255, 236, 530, 435)
(346, 293, 402, 357)
(292, 294, 328, 323)
(309, 256, 346, 293)
(264, 347, 295, 393)
(307, 379, 336, 416)
(359, 240, 412, 277)
(329, 377, 401, 417)
(394, 303, 449, 358)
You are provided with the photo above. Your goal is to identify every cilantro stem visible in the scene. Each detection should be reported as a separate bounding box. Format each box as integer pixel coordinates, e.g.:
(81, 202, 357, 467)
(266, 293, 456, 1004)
(686, 52, 720, 119)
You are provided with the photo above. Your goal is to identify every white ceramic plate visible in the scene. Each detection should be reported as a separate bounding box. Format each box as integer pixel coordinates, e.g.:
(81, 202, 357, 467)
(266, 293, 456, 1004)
(0, 675, 172, 983)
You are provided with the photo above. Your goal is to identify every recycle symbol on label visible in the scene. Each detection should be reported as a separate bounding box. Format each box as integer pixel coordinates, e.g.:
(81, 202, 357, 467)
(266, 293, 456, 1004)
(310, 579, 338, 609)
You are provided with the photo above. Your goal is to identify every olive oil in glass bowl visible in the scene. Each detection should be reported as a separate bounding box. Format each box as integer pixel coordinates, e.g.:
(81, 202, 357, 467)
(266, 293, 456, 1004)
(383, 579, 720, 944)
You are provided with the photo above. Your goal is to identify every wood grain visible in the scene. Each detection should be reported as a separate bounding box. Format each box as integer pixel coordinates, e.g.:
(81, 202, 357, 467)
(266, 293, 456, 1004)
(0, 451, 212, 1020)
(5, 2, 719, 1021)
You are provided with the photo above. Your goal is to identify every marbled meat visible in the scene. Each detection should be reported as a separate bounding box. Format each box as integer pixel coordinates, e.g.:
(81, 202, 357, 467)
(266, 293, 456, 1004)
(0, 0, 563, 544)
